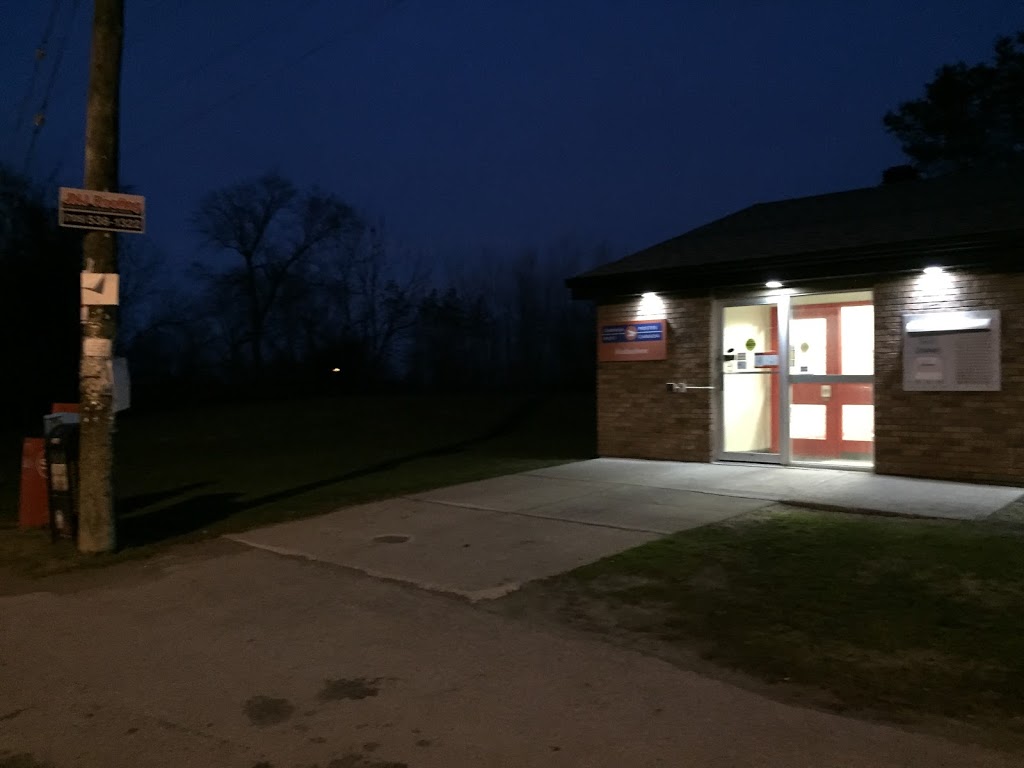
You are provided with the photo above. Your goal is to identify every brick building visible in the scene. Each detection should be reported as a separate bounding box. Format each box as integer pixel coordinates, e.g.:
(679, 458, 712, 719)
(567, 172, 1024, 484)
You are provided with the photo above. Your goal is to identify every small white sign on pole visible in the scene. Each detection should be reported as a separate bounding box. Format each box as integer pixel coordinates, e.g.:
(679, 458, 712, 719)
(81, 272, 120, 305)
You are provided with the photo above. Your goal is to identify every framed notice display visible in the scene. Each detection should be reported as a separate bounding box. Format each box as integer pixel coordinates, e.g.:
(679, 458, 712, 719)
(902, 310, 1000, 391)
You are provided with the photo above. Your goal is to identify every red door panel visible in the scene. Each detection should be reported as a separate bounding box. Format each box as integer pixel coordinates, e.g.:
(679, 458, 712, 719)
(789, 303, 873, 461)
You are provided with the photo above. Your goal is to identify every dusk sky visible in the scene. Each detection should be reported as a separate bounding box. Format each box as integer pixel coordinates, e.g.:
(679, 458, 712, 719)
(3, 1, 1023, 266)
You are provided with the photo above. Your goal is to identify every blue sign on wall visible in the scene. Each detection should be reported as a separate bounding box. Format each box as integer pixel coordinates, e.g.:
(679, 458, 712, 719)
(601, 323, 664, 344)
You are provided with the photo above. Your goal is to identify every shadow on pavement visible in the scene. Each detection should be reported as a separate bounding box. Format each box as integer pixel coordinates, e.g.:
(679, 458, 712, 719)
(115, 397, 550, 549)
(117, 482, 213, 517)
(118, 491, 243, 548)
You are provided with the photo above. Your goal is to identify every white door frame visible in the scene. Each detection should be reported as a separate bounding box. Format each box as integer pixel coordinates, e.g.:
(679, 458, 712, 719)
(712, 290, 876, 468)
(712, 294, 791, 465)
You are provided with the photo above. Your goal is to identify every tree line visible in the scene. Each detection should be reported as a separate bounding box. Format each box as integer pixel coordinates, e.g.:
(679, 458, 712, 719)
(129, 171, 602, 401)
(0, 166, 602, 431)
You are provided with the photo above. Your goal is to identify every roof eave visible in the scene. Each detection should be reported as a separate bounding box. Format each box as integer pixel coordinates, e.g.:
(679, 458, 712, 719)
(565, 231, 1024, 301)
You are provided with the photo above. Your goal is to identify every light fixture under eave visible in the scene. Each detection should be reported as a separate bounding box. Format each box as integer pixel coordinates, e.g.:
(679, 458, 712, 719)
(765, 280, 782, 289)
(923, 266, 944, 275)
(636, 291, 666, 320)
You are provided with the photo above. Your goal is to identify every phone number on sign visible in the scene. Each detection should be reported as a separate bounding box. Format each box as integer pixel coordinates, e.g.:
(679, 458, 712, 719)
(62, 211, 143, 231)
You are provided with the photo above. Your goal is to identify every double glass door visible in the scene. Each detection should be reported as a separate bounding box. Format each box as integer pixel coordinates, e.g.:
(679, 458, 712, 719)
(718, 292, 874, 467)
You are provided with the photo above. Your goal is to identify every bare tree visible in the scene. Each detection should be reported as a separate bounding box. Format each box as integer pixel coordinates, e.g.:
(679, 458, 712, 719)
(272, 219, 429, 387)
(115, 234, 164, 353)
(433, 238, 606, 392)
(353, 222, 429, 369)
(192, 172, 363, 378)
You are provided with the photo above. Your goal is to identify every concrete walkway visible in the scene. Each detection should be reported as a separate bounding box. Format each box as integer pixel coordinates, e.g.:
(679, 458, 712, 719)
(228, 458, 1022, 601)
(531, 458, 1024, 520)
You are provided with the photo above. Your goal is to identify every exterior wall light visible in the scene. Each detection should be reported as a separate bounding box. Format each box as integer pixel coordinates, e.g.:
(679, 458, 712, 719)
(636, 291, 666, 320)
(916, 264, 955, 300)
(765, 280, 782, 289)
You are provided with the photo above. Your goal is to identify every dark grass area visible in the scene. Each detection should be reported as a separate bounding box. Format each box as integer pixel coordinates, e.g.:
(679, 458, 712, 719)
(0, 393, 595, 574)
(551, 506, 1024, 730)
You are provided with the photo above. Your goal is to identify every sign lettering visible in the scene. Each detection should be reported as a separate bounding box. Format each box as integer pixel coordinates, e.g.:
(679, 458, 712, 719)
(58, 187, 146, 234)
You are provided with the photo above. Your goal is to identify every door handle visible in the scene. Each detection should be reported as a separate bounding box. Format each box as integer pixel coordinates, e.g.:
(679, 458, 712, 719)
(821, 384, 832, 399)
(671, 383, 715, 393)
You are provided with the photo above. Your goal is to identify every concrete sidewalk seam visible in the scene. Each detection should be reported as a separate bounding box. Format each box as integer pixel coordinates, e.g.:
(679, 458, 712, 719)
(493, 505, 751, 535)
(413, 477, 615, 513)
(401, 496, 698, 535)
(521, 471, 784, 504)
(225, 535, 523, 602)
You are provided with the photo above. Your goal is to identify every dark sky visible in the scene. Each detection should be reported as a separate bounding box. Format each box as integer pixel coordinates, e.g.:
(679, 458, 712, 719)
(3, 0, 1023, 264)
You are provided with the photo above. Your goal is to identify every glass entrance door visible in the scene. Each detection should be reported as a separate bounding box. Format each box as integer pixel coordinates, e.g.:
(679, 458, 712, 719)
(716, 291, 875, 468)
(719, 300, 783, 462)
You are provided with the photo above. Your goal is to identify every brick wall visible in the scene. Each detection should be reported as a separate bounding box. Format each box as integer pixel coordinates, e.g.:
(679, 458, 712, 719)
(875, 270, 1024, 484)
(596, 296, 712, 461)
(595, 272, 1024, 483)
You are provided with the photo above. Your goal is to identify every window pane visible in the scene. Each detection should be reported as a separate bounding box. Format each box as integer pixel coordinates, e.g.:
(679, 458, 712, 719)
(789, 382, 874, 467)
(722, 303, 778, 455)
(790, 291, 872, 376)
(723, 371, 774, 452)
(723, 304, 776, 373)
(790, 404, 827, 440)
(790, 317, 827, 375)
(842, 404, 874, 442)
(841, 305, 874, 375)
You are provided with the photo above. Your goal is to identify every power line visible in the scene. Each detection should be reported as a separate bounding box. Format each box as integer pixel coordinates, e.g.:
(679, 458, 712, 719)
(10, 0, 65, 141)
(130, 0, 225, 39)
(23, 0, 83, 175)
(126, 0, 406, 155)
(140, 0, 327, 104)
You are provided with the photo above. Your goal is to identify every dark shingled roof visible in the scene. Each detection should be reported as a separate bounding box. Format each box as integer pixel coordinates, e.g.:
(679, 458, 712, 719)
(568, 171, 1024, 299)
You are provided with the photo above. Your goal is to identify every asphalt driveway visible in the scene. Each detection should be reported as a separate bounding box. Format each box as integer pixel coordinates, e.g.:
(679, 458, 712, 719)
(4, 460, 1023, 767)
(2, 542, 1019, 768)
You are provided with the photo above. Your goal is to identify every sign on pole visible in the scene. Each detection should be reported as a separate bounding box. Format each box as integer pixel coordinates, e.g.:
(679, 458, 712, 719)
(58, 187, 145, 234)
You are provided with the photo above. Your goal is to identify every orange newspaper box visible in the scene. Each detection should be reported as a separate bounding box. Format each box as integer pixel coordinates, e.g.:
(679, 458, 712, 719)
(18, 404, 80, 530)
(18, 438, 49, 529)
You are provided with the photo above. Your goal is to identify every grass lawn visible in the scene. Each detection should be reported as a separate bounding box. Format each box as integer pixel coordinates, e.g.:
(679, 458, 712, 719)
(536, 505, 1024, 736)
(0, 393, 594, 575)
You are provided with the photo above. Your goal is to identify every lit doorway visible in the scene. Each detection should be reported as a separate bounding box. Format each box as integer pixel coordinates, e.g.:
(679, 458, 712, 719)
(716, 291, 874, 468)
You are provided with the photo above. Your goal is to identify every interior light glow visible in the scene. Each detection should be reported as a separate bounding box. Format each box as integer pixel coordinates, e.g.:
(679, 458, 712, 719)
(765, 280, 782, 289)
(923, 266, 944, 275)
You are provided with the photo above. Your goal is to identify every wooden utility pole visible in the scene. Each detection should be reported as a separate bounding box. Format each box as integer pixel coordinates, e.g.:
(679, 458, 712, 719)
(78, 0, 124, 553)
